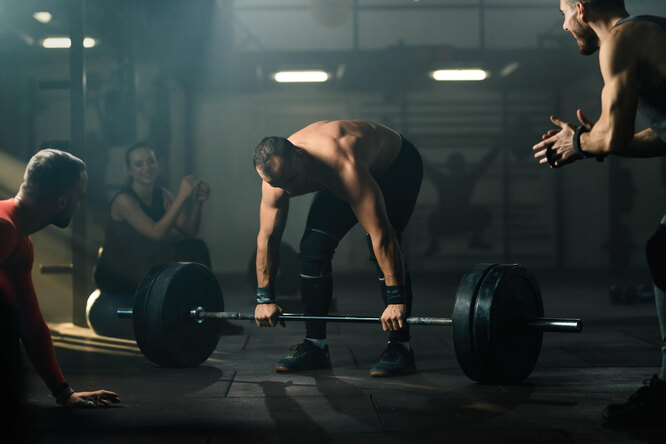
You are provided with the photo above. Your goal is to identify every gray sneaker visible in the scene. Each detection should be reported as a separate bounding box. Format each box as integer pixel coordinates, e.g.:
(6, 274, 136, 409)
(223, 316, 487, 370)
(275, 340, 332, 372)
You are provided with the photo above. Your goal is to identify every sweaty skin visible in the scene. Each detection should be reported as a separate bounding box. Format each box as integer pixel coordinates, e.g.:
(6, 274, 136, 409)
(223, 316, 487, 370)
(533, 2, 666, 166)
(255, 120, 407, 332)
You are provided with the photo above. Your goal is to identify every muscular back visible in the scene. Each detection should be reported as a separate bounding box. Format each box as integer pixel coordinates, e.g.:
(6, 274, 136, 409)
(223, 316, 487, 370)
(288, 120, 402, 181)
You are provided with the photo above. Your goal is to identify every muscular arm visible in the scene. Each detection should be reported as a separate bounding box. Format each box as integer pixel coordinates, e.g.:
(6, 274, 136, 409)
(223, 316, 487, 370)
(581, 27, 666, 157)
(256, 182, 289, 288)
(112, 192, 187, 241)
(337, 163, 404, 286)
(622, 128, 666, 156)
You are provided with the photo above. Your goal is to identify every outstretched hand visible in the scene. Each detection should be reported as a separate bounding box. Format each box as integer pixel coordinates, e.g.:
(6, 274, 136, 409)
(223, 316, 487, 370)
(65, 390, 121, 409)
(532, 110, 593, 168)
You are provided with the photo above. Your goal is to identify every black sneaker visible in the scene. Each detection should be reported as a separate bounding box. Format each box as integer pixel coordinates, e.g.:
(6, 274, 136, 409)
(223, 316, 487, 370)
(602, 375, 666, 425)
(275, 340, 332, 372)
(370, 342, 416, 377)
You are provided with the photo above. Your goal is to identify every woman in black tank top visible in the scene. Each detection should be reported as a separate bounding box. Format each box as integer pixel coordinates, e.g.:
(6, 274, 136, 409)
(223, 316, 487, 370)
(94, 142, 211, 294)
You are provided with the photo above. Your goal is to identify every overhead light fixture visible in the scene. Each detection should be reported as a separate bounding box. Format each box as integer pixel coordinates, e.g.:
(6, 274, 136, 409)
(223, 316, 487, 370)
(33, 11, 52, 23)
(431, 69, 488, 81)
(42, 37, 96, 49)
(274, 70, 329, 83)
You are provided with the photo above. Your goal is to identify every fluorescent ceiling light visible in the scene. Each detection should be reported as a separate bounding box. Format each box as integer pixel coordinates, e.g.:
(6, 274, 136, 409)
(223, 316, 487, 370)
(33, 11, 52, 23)
(42, 37, 96, 49)
(431, 69, 488, 81)
(274, 70, 329, 83)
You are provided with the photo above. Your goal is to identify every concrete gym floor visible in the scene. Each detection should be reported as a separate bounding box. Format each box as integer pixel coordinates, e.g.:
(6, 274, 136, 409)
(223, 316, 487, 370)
(18, 271, 666, 443)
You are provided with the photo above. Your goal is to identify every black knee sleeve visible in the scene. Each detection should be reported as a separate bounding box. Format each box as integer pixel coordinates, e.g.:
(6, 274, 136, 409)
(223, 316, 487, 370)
(299, 229, 339, 339)
(300, 229, 339, 278)
(647, 225, 666, 291)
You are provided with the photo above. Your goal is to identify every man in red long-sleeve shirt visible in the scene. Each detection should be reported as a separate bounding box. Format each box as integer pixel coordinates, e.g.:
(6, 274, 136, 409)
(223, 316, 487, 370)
(0, 149, 120, 419)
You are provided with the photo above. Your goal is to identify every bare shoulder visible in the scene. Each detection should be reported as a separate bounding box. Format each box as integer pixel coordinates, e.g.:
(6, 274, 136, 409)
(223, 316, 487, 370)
(110, 192, 141, 219)
(111, 192, 136, 208)
(607, 19, 658, 55)
(261, 180, 288, 205)
(600, 22, 643, 73)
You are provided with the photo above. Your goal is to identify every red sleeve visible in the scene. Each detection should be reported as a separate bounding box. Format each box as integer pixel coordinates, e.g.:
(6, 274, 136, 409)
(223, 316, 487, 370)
(13, 240, 66, 391)
(0, 219, 16, 264)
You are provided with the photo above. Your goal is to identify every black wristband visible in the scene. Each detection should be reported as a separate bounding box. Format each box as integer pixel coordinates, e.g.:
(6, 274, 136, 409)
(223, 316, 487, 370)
(573, 126, 604, 162)
(386, 286, 406, 305)
(53, 382, 74, 405)
(573, 125, 591, 158)
(256, 287, 276, 304)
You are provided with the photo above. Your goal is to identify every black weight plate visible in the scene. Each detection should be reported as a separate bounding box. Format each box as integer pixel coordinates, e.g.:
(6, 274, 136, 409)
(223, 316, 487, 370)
(133, 262, 223, 367)
(133, 262, 171, 361)
(452, 263, 498, 382)
(473, 264, 544, 383)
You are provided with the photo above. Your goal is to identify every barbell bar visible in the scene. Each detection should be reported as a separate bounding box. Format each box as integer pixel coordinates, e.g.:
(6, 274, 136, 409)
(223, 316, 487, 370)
(114, 261, 583, 384)
(117, 307, 582, 332)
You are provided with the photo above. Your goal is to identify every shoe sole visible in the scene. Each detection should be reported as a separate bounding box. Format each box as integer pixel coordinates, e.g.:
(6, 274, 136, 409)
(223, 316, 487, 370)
(275, 364, 332, 372)
(370, 365, 417, 377)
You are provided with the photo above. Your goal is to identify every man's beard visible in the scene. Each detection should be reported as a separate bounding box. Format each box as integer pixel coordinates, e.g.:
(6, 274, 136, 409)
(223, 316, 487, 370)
(572, 20, 600, 55)
(51, 209, 73, 228)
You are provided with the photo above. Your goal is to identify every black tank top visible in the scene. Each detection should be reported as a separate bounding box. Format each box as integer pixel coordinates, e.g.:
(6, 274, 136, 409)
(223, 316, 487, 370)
(115, 185, 165, 221)
(94, 185, 170, 293)
(612, 15, 666, 142)
(102, 185, 166, 251)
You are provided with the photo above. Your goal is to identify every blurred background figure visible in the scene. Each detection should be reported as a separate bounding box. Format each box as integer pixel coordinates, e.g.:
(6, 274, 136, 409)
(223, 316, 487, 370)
(424, 145, 499, 254)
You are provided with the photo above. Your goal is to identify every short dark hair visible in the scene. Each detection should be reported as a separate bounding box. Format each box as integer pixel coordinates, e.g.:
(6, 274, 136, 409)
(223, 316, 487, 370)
(21, 149, 87, 200)
(564, 0, 625, 12)
(253, 137, 295, 173)
(125, 141, 154, 167)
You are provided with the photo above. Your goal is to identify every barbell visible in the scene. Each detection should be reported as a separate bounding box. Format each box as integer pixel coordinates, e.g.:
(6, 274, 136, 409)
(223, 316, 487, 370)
(116, 262, 582, 383)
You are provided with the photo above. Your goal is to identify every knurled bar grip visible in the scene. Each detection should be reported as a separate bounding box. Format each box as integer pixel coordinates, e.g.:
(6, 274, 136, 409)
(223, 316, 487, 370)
(116, 308, 582, 332)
